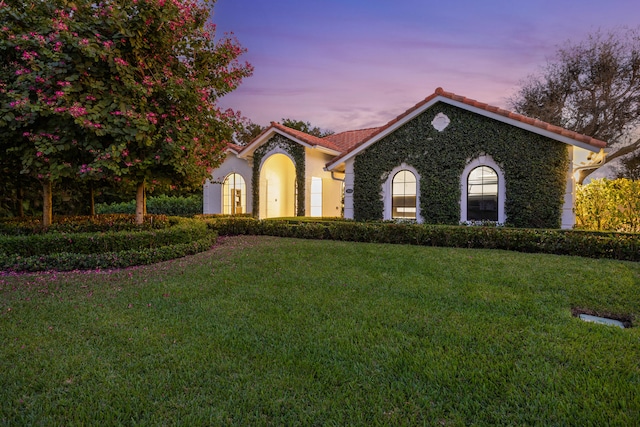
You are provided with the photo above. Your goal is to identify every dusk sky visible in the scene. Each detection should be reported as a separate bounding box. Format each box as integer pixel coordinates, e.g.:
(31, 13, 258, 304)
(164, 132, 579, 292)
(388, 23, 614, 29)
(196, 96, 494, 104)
(213, 0, 640, 133)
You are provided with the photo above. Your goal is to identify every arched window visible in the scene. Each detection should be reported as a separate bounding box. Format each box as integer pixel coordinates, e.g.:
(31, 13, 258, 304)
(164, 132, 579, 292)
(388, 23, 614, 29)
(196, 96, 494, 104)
(467, 166, 498, 221)
(222, 173, 246, 215)
(392, 170, 417, 219)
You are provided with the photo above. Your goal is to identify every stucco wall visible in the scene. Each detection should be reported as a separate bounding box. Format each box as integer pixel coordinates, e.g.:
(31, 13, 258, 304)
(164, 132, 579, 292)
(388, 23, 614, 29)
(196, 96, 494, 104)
(203, 152, 253, 215)
(305, 148, 344, 217)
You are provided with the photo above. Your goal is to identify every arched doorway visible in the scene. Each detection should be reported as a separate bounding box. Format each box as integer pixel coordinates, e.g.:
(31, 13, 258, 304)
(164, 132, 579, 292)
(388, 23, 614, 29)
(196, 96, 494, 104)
(259, 153, 296, 218)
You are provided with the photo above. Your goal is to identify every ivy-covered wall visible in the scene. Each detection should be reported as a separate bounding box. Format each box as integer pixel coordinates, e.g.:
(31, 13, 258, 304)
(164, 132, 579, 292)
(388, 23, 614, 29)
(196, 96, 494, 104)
(353, 103, 569, 228)
(252, 134, 306, 217)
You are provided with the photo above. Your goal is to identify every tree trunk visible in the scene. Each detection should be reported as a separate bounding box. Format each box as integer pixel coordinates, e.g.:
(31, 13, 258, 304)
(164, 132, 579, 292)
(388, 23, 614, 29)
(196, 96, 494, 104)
(135, 180, 145, 225)
(89, 184, 95, 216)
(43, 180, 53, 227)
(17, 185, 24, 217)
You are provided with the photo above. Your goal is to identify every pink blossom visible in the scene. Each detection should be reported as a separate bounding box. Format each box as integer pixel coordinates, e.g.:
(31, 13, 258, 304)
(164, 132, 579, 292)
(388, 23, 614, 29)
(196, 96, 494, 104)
(21, 51, 38, 60)
(114, 57, 129, 67)
(68, 103, 87, 118)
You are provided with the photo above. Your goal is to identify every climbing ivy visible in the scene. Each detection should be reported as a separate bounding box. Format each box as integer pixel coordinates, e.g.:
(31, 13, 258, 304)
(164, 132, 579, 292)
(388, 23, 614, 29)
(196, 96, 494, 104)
(353, 103, 569, 228)
(252, 134, 306, 217)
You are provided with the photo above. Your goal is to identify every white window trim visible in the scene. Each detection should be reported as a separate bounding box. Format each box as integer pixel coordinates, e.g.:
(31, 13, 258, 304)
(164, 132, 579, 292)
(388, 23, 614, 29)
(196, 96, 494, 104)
(221, 172, 247, 215)
(460, 155, 506, 224)
(382, 164, 422, 222)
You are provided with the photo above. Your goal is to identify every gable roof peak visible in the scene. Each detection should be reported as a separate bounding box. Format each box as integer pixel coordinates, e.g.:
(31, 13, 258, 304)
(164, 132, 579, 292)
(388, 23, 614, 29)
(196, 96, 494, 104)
(325, 87, 607, 171)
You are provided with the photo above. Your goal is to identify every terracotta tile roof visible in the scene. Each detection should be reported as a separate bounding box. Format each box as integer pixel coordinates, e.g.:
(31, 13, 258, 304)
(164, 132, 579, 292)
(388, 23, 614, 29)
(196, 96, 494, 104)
(323, 127, 382, 152)
(431, 87, 607, 149)
(235, 87, 607, 169)
(326, 87, 607, 169)
(270, 122, 342, 152)
(226, 142, 244, 153)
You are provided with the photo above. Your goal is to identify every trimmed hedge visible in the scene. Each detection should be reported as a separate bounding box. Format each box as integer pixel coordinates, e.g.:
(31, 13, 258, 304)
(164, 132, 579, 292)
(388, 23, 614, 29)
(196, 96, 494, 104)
(0, 214, 171, 235)
(0, 235, 217, 272)
(205, 217, 640, 262)
(0, 218, 209, 257)
(0, 216, 217, 272)
(96, 194, 203, 216)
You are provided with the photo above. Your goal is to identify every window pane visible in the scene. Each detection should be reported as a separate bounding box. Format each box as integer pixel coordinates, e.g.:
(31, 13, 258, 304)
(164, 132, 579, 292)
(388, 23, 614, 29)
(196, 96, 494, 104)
(222, 173, 245, 215)
(467, 166, 498, 221)
(392, 170, 417, 219)
(310, 177, 322, 217)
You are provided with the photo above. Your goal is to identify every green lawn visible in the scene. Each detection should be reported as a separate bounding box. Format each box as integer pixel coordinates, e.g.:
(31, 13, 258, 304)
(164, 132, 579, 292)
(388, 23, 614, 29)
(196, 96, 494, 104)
(1, 236, 639, 425)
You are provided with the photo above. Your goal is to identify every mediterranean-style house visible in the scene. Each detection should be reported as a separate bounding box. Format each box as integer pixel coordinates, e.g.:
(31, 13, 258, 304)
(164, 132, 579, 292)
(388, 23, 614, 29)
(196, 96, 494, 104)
(204, 88, 607, 229)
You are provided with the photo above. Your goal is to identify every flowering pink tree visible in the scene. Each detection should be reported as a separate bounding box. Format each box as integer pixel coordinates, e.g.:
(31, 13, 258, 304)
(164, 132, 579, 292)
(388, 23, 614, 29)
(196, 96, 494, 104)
(0, 0, 252, 225)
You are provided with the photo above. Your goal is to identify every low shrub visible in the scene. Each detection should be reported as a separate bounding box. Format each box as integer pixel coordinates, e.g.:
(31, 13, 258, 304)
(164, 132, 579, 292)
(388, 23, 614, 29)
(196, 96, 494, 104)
(575, 178, 640, 232)
(0, 214, 171, 235)
(0, 217, 209, 257)
(0, 217, 217, 272)
(206, 217, 640, 262)
(0, 234, 217, 272)
(96, 194, 203, 216)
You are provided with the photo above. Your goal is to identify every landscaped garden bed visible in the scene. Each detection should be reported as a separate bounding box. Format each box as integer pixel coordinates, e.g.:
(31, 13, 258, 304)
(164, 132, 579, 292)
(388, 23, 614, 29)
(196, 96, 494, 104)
(0, 215, 217, 272)
(206, 217, 640, 262)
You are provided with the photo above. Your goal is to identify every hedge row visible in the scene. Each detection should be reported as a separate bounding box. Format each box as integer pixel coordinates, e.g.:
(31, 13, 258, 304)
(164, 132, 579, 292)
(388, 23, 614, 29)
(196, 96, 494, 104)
(206, 217, 640, 262)
(0, 234, 217, 273)
(0, 218, 210, 257)
(96, 195, 203, 216)
(0, 214, 171, 235)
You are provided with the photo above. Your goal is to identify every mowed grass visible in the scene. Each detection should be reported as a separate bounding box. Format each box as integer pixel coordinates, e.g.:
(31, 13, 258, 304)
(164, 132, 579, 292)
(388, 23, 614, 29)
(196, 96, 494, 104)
(1, 236, 639, 426)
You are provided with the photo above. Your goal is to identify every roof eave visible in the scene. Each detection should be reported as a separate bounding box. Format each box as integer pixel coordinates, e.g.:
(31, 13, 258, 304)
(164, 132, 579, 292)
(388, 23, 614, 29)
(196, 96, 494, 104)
(326, 95, 605, 170)
(442, 98, 606, 153)
(238, 127, 315, 159)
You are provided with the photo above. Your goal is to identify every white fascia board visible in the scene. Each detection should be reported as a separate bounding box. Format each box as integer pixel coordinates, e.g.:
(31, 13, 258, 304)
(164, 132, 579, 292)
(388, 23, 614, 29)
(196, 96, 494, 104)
(326, 97, 440, 170)
(314, 145, 341, 156)
(326, 96, 602, 171)
(442, 98, 603, 153)
(225, 147, 241, 156)
(238, 128, 314, 159)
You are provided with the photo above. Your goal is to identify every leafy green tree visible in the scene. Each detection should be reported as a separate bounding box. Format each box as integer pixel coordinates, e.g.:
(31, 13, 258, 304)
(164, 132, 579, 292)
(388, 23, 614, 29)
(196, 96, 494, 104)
(575, 178, 640, 232)
(234, 118, 265, 146)
(509, 28, 640, 181)
(280, 118, 334, 138)
(617, 152, 640, 180)
(1, 0, 252, 224)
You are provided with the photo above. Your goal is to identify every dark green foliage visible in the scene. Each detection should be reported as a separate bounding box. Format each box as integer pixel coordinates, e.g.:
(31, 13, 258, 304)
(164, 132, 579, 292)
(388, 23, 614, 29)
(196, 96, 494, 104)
(0, 216, 216, 272)
(0, 235, 216, 272)
(353, 103, 569, 228)
(280, 118, 334, 137)
(0, 214, 171, 235)
(96, 195, 203, 216)
(206, 217, 640, 262)
(251, 134, 306, 216)
(0, 219, 207, 257)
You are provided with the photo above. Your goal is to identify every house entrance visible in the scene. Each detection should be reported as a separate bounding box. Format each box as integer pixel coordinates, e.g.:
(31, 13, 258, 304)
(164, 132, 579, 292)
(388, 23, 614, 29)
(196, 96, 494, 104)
(259, 153, 296, 218)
